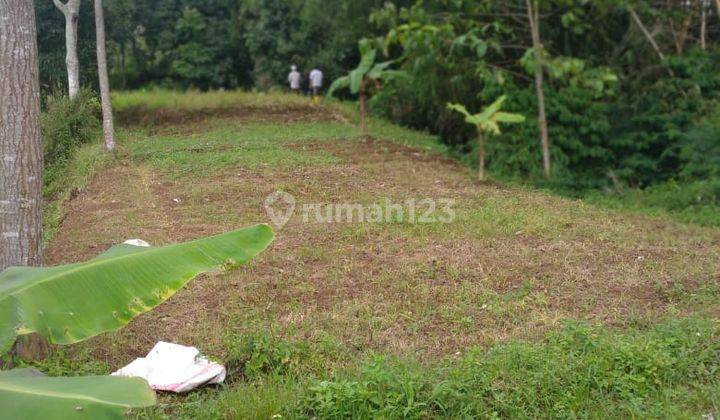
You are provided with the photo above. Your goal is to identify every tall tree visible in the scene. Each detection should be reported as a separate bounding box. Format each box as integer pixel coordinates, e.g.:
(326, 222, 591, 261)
(0, 0, 48, 363)
(0, 0, 44, 271)
(94, 0, 115, 151)
(526, 0, 551, 179)
(700, 0, 708, 50)
(52, 0, 81, 98)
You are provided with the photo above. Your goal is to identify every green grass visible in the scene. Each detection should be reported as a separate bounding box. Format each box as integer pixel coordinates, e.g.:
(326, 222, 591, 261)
(37, 90, 720, 419)
(135, 378, 301, 420)
(43, 141, 112, 242)
(312, 317, 719, 419)
(22, 348, 110, 377)
(112, 89, 310, 112)
(114, 90, 449, 155)
(124, 123, 351, 178)
(584, 179, 720, 227)
(333, 100, 450, 155)
(112, 89, 720, 228)
(125, 317, 720, 419)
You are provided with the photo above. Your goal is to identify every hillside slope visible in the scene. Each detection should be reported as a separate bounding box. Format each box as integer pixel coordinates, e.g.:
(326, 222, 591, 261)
(43, 92, 720, 418)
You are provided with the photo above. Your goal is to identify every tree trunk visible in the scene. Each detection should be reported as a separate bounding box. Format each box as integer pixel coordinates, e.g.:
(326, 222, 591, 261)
(53, 0, 81, 98)
(716, 0, 720, 21)
(477, 129, 486, 181)
(120, 43, 127, 89)
(359, 81, 368, 136)
(0, 0, 49, 364)
(526, 0, 551, 179)
(94, 0, 116, 151)
(0, 0, 44, 270)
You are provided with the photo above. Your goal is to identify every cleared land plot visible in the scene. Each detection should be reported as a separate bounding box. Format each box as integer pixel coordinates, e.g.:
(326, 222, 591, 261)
(42, 93, 720, 418)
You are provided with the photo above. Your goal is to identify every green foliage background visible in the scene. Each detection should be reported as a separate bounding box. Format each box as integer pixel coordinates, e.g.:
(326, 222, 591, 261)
(34, 0, 720, 222)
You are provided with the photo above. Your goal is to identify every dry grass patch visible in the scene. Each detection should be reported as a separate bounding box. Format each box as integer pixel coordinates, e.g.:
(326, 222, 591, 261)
(45, 117, 720, 370)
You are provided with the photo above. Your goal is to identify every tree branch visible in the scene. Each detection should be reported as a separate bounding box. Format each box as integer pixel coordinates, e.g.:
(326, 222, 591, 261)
(628, 7, 674, 77)
(628, 7, 664, 60)
(52, 0, 68, 14)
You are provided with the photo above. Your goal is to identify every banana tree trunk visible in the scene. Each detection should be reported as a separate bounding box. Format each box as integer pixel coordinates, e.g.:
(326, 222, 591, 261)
(477, 129, 486, 181)
(52, 0, 81, 98)
(94, 0, 115, 151)
(359, 80, 368, 136)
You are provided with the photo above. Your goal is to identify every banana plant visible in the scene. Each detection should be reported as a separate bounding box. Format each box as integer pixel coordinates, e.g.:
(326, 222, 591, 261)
(0, 368, 156, 418)
(327, 39, 404, 135)
(447, 96, 525, 181)
(0, 223, 274, 354)
(0, 224, 274, 417)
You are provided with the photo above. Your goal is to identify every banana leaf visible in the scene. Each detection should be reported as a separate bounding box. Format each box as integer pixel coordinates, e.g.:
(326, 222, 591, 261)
(446, 103, 477, 125)
(349, 48, 377, 94)
(0, 368, 155, 419)
(494, 112, 526, 123)
(447, 96, 524, 136)
(0, 224, 274, 354)
(366, 60, 394, 80)
(327, 75, 350, 98)
(475, 95, 507, 122)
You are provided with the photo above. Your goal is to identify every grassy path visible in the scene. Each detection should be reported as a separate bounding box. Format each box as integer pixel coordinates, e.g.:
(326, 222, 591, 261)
(40, 92, 720, 418)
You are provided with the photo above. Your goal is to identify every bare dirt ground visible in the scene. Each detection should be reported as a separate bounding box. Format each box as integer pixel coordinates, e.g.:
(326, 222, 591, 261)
(116, 104, 344, 131)
(46, 104, 720, 368)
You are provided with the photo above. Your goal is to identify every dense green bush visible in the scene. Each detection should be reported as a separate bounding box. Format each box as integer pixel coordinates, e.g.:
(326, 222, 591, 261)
(608, 50, 720, 188)
(679, 107, 720, 181)
(368, 2, 720, 218)
(34, 0, 386, 91)
(484, 85, 613, 192)
(167, 7, 238, 90)
(372, 38, 720, 224)
(41, 89, 101, 168)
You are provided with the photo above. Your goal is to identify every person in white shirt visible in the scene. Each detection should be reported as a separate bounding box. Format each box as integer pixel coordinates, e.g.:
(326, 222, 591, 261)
(288, 65, 301, 93)
(309, 67, 323, 96)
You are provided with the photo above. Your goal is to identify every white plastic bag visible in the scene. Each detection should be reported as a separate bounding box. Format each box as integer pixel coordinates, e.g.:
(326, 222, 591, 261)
(123, 239, 151, 247)
(112, 341, 226, 393)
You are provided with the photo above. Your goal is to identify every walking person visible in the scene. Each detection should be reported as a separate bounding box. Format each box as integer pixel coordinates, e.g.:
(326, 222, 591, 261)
(288, 65, 301, 93)
(309, 67, 323, 100)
